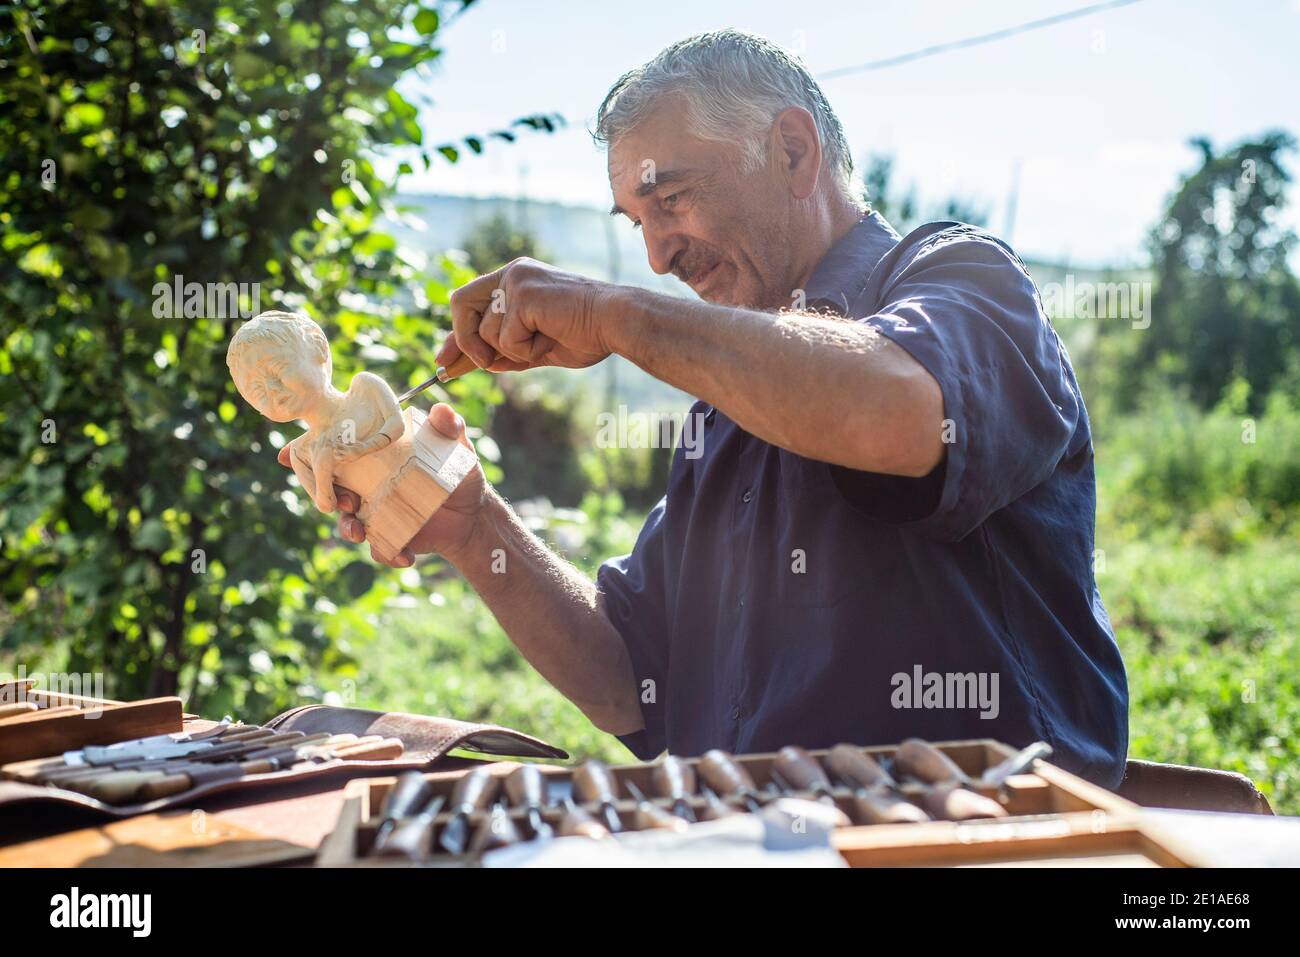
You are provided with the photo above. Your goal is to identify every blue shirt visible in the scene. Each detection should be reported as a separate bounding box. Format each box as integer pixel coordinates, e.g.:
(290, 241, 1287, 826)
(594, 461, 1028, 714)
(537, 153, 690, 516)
(597, 213, 1129, 788)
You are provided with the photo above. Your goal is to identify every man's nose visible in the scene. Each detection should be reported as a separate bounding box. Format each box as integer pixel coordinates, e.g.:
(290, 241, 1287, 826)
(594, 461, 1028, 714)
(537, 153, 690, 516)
(642, 221, 687, 277)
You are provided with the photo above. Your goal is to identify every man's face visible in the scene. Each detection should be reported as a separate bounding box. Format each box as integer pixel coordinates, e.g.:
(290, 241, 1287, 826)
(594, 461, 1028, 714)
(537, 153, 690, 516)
(608, 97, 797, 310)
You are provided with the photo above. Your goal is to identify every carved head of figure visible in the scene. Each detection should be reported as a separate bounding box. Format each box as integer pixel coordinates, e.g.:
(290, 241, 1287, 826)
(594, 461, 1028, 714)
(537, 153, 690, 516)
(227, 311, 333, 423)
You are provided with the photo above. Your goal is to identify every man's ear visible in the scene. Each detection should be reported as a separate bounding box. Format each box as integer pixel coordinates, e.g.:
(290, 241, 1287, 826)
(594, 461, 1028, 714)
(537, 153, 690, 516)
(771, 106, 821, 200)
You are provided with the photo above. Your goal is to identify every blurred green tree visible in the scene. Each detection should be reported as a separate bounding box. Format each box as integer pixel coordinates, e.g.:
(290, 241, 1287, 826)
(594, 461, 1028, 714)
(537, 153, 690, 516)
(461, 211, 546, 274)
(860, 152, 988, 231)
(1133, 131, 1299, 410)
(0, 0, 556, 715)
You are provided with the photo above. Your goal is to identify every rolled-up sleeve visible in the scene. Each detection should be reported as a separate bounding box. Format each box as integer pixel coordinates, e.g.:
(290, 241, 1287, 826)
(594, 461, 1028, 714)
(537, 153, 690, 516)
(596, 496, 670, 759)
(833, 232, 1080, 541)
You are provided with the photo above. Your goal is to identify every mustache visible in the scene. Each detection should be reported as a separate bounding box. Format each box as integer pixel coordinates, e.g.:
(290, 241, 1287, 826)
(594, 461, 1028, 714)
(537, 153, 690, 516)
(670, 251, 720, 284)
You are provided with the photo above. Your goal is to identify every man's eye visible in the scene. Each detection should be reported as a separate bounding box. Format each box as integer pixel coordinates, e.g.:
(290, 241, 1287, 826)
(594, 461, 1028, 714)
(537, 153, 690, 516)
(662, 191, 682, 210)
(631, 220, 642, 230)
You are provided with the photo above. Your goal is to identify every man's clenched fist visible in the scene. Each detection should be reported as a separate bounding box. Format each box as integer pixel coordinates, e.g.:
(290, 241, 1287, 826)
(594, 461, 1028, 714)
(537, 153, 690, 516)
(439, 258, 617, 375)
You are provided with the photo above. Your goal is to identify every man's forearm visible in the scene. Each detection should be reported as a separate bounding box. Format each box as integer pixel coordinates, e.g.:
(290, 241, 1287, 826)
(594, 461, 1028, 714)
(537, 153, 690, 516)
(603, 286, 945, 477)
(443, 488, 644, 735)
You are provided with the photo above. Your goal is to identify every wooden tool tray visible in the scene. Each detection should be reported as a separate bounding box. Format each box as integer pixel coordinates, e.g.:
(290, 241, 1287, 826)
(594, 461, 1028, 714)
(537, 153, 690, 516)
(317, 738, 1197, 867)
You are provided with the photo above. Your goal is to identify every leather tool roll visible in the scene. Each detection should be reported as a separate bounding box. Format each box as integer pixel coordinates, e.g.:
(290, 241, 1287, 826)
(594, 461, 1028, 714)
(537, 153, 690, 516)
(0, 705, 567, 820)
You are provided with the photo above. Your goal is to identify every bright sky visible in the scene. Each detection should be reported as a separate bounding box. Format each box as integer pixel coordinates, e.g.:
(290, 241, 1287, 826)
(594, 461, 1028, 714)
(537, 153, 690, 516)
(387, 0, 1300, 269)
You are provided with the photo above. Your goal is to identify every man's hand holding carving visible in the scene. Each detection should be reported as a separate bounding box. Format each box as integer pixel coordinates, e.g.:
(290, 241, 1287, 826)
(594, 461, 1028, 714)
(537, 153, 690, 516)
(278, 402, 488, 568)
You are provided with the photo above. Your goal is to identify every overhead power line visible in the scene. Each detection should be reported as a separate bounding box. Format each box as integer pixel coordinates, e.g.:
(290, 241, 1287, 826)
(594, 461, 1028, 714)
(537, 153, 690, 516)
(817, 0, 1147, 80)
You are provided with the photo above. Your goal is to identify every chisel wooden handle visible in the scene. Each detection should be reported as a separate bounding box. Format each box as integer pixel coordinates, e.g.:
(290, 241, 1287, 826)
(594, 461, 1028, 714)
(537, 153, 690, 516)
(651, 756, 696, 803)
(213, 727, 277, 744)
(772, 746, 833, 792)
(373, 797, 446, 860)
(504, 764, 555, 839)
(651, 756, 697, 821)
(893, 739, 970, 786)
(558, 798, 610, 839)
(572, 760, 618, 804)
(503, 764, 548, 808)
(134, 764, 243, 802)
(331, 737, 404, 760)
(469, 803, 523, 853)
(449, 765, 498, 812)
(827, 745, 894, 791)
(372, 772, 436, 854)
(52, 765, 149, 792)
(850, 790, 931, 825)
(377, 771, 435, 829)
(626, 783, 688, 833)
(698, 749, 756, 796)
(437, 766, 499, 854)
(922, 782, 1008, 821)
(437, 350, 480, 383)
(572, 760, 623, 833)
(86, 770, 171, 804)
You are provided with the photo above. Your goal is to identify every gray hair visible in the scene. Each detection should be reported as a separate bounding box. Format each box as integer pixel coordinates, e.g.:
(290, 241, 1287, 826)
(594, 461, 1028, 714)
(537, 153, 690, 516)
(595, 30, 857, 201)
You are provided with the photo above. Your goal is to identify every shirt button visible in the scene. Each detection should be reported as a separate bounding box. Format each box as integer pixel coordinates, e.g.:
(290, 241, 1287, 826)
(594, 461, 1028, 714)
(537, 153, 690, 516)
(730, 705, 742, 721)
(741, 489, 753, 503)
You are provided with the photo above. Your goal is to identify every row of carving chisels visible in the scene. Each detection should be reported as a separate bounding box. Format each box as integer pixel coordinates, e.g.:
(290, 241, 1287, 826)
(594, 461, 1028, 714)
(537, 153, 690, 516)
(1, 720, 405, 804)
(362, 739, 1052, 861)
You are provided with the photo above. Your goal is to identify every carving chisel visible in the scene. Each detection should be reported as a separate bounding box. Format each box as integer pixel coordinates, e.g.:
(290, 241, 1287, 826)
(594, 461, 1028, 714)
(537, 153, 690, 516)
(504, 764, 554, 840)
(396, 352, 479, 404)
(624, 782, 688, 833)
(81, 735, 353, 803)
(34, 730, 310, 786)
(891, 739, 1009, 820)
(771, 746, 839, 806)
(698, 749, 763, 812)
(557, 796, 611, 840)
(826, 744, 931, 824)
(892, 738, 973, 787)
(373, 796, 446, 860)
(64, 733, 352, 801)
(438, 766, 499, 854)
(650, 755, 698, 822)
(91, 748, 303, 803)
(572, 760, 623, 833)
(469, 801, 524, 853)
(130, 736, 397, 803)
(978, 741, 1053, 790)
(371, 771, 436, 854)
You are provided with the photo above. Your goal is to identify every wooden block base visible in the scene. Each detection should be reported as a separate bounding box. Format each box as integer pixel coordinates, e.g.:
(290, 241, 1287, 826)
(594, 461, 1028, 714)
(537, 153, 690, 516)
(354, 408, 478, 562)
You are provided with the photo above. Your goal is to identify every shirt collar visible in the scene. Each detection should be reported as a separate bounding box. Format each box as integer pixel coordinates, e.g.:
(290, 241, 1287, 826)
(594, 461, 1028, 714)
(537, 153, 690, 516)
(803, 210, 901, 316)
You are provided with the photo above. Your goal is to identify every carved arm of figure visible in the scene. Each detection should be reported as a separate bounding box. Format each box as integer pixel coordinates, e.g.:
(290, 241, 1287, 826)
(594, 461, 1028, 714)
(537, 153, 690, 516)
(331, 372, 406, 465)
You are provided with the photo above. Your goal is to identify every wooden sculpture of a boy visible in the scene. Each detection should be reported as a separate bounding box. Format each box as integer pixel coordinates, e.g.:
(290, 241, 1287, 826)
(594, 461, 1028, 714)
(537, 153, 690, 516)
(227, 310, 476, 562)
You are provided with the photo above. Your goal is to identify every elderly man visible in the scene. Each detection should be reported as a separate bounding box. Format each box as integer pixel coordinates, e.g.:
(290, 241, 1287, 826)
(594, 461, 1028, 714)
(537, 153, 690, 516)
(314, 30, 1128, 786)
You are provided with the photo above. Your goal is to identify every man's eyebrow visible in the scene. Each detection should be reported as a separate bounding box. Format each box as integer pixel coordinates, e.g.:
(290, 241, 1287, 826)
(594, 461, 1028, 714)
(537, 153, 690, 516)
(609, 168, 695, 217)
